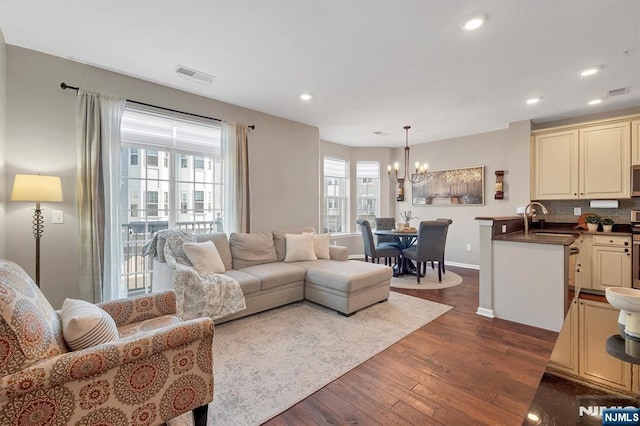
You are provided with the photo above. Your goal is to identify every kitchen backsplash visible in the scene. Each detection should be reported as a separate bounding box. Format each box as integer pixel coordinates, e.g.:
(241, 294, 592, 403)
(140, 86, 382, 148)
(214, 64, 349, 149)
(539, 199, 640, 224)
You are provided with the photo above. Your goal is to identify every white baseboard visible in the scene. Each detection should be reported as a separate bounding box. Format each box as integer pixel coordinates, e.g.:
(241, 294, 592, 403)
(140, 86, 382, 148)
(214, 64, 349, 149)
(476, 307, 496, 318)
(347, 257, 479, 270)
(446, 261, 479, 270)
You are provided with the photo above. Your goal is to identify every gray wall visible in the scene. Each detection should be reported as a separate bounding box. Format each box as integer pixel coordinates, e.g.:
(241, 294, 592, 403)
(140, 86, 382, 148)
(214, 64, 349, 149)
(4, 46, 320, 308)
(390, 121, 532, 267)
(321, 121, 532, 267)
(0, 29, 5, 259)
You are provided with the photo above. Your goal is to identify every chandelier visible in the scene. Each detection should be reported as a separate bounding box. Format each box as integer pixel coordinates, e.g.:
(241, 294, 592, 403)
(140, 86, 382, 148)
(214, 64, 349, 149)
(388, 126, 428, 201)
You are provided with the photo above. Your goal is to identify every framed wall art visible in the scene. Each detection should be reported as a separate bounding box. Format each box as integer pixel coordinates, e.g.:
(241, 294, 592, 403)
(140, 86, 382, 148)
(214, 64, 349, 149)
(411, 166, 484, 205)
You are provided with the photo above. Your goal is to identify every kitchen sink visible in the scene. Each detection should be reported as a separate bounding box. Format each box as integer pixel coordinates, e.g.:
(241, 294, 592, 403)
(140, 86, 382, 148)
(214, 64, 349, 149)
(533, 232, 577, 237)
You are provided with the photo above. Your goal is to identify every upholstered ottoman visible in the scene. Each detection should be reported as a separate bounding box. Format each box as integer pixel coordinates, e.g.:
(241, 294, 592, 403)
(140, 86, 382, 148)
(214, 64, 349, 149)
(303, 260, 392, 315)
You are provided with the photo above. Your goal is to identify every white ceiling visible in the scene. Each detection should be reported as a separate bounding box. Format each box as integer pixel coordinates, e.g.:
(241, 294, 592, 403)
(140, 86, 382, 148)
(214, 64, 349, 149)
(0, 1, 639, 147)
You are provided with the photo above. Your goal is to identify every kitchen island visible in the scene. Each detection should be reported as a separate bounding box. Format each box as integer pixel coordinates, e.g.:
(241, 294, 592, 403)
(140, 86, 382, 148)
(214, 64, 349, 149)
(477, 216, 578, 332)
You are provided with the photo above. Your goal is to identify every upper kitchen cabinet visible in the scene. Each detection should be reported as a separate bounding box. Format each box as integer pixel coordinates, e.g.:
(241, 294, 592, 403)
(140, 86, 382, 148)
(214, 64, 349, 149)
(532, 115, 636, 200)
(532, 129, 579, 199)
(632, 119, 640, 165)
(579, 121, 630, 199)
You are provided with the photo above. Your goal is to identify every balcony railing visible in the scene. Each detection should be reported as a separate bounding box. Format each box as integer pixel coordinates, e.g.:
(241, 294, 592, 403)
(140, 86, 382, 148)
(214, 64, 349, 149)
(121, 220, 216, 295)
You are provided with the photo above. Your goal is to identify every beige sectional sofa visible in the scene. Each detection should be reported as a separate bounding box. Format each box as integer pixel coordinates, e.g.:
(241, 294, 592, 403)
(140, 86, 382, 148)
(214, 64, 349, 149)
(152, 227, 393, 323)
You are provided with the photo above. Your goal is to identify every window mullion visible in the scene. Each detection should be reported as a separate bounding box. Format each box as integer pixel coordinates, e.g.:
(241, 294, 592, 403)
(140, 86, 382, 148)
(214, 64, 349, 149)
(168, 148, 176, 228)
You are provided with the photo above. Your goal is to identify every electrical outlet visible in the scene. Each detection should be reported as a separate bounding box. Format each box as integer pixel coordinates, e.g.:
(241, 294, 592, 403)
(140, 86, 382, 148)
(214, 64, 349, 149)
(465, 244, 472, 251)
(574, 207, 581, 216)
(501, 225, 507, 233)
(51, 210, 64, 224)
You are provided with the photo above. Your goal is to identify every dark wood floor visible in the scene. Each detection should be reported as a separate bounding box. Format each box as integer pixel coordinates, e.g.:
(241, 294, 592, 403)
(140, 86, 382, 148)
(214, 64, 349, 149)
(264, 266, 559, 426)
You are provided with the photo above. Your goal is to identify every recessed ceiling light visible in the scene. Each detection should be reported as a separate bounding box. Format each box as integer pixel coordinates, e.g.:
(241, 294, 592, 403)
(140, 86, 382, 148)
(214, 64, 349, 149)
(526, 97, 541, 105)
(578, 67, 601, 77)
(300, 93, 313, 101)
(461, 14, 487, 31)
(588, 99, 603, 105)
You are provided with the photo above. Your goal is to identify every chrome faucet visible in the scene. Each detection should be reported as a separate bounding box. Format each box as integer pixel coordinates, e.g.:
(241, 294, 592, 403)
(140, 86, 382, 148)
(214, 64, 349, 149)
(523, 201, 549, 234)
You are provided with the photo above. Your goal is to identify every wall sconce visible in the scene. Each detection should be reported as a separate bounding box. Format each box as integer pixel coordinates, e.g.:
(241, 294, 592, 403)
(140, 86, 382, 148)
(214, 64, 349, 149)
(495, 170, 504, 200)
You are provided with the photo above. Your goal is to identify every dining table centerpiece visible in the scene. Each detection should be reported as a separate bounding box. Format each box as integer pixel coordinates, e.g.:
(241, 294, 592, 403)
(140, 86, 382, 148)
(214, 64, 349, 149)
(399, 210, 418, 229)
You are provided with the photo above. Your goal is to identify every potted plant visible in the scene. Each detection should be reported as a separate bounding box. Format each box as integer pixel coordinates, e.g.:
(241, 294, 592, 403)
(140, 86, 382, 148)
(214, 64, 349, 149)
(399, 210, 418, 229)
(601, 218, 614, 232)
(586, 215, 600, 231)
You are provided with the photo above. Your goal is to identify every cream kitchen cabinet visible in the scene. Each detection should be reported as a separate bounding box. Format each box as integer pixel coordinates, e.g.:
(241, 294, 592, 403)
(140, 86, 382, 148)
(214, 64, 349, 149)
(532, 129, 579, 200)
(579, 122, 631, 199)
(590, 235, 631, 291)
(574, 234, 592, 291)
(631, 119, 640, 165)
(548, 298, 578, 375)
(578, 299, 632, 392)
(532, 118, 633, 200)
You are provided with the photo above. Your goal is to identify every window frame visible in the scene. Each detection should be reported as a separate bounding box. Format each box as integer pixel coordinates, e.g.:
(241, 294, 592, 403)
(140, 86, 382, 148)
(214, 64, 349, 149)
(322, 156, 349, 234)
(119, 106, 224, 296)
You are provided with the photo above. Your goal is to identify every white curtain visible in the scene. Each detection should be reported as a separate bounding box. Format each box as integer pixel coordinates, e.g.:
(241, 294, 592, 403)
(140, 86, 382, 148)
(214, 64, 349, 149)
(76, 90, 126, 303)
(222, 121, 250, 233)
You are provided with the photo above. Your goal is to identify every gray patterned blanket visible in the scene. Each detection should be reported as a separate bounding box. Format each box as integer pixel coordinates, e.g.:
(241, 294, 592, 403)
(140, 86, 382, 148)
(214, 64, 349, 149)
(143, 230, 246, 321)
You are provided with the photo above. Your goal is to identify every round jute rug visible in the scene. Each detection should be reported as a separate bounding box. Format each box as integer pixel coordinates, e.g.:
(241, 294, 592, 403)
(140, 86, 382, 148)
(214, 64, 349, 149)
(390, 268, 463, 290)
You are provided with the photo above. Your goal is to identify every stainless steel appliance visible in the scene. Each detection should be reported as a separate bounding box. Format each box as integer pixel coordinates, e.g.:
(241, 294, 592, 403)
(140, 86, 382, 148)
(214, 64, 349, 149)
(630, 210, 640, 288)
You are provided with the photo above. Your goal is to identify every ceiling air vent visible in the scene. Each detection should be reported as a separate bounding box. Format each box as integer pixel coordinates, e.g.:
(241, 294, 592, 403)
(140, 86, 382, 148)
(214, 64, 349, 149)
(607, 86, 630, 97)
(176, 65, 215, 86)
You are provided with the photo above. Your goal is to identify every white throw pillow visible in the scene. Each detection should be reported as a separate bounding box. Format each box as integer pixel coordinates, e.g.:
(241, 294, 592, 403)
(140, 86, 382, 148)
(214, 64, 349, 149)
(284, 233, 318, 262)
(307, 232, 331, 259)
(61, 298, 119, 351)
(183, 240, 226, 274)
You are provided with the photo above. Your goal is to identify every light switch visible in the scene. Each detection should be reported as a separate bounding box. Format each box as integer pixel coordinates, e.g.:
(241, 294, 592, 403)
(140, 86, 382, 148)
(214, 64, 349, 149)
(52, 210, 64, 224)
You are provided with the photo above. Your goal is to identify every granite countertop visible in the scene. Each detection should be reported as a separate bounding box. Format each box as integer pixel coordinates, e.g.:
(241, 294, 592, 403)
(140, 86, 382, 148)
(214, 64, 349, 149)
(493, 223, 631, 246)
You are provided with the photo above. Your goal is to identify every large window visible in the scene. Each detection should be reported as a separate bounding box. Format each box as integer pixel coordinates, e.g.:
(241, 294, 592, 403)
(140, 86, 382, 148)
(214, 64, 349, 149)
(323, 157, 348, 233)
(120, 107, 223, 295)
(356, 161, 380, 223)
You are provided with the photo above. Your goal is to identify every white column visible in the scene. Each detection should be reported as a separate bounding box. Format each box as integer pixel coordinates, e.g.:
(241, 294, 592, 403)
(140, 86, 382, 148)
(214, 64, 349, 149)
(477, 220, 496, 318)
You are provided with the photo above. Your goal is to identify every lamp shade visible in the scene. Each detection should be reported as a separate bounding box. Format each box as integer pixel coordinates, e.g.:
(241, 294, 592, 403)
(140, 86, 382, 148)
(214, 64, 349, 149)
(11, 174, 63, 202)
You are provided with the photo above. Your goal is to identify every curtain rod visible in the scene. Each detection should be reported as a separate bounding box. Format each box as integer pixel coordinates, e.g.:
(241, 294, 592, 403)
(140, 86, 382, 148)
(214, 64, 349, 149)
(60, 82, 255, 130)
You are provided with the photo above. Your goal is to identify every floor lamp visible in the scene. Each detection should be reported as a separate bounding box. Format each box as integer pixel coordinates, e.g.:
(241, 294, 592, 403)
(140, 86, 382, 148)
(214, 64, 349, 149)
(11, 174, 63, 287)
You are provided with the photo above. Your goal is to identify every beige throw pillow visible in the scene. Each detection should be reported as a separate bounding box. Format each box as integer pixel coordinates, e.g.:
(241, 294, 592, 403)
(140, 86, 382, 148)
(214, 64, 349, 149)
(285, 233, 318, 262)
(183, 240, 226, 274)
(61, 298, 119, 351)
(313, 233, 331, 259)
(230, 232, 278, 269)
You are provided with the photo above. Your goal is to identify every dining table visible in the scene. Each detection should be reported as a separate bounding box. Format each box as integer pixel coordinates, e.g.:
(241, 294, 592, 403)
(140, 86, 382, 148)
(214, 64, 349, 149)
(373, 228, 418, 276)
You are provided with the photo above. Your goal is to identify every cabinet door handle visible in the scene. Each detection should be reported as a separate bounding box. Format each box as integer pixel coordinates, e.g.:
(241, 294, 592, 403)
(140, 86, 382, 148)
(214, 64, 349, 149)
(625, 248, 629, 253)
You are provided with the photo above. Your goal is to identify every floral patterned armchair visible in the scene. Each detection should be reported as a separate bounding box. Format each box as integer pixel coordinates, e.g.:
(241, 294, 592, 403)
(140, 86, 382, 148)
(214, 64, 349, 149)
(0, 259, 213, 426)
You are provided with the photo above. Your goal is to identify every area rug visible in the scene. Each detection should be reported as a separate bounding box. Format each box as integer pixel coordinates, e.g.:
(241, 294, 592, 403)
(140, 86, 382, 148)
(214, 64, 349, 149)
(390, 268, 463, 290)
(168, 291, 451, 426)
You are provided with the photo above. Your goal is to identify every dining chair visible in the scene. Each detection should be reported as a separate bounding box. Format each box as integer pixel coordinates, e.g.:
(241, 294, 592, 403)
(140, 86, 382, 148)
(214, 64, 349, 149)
(374, 217, 401, 248)
(428, 218, 453, 274)
(402, 220, 449, 282)
(357, 219, 401, 266)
